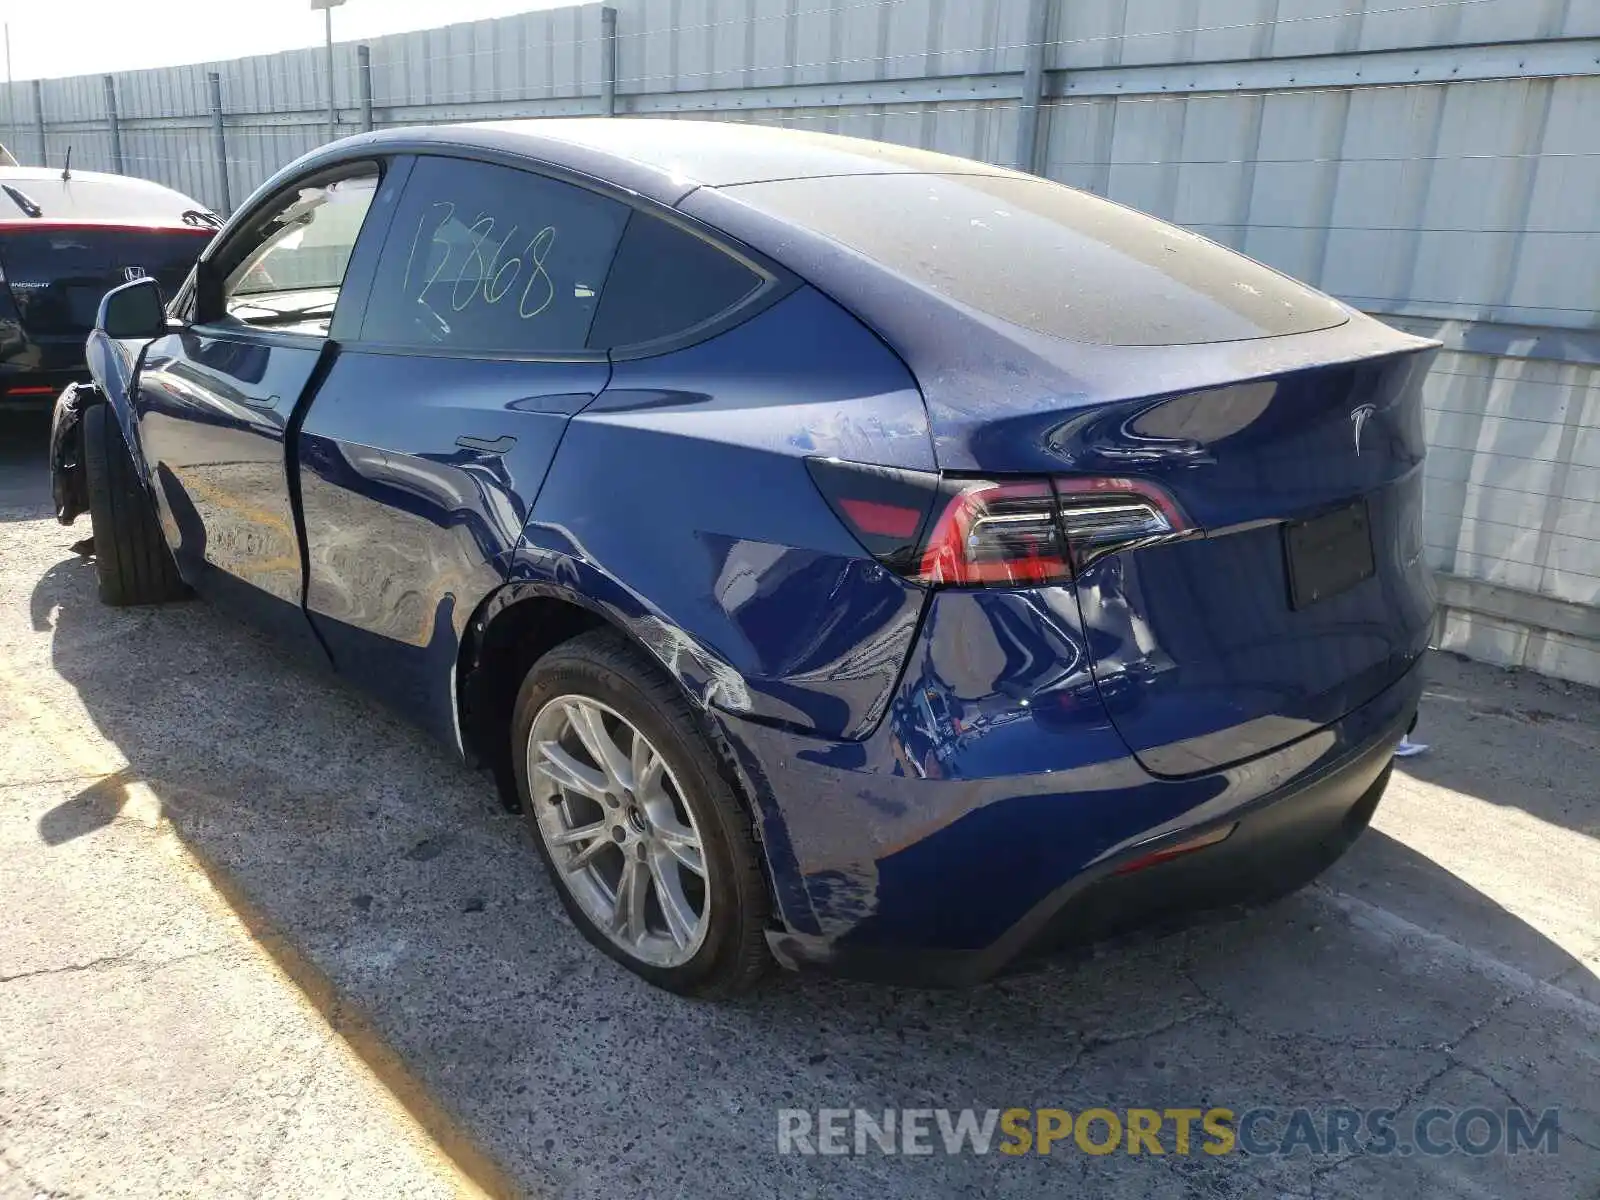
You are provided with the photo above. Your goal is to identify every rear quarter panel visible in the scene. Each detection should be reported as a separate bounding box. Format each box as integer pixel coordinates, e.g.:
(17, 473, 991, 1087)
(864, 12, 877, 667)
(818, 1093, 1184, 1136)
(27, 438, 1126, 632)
(505, 285, 936, 741)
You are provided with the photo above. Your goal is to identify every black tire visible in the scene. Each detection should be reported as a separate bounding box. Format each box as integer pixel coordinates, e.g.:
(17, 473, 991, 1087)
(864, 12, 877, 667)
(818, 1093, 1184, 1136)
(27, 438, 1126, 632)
(511, 629, 770, 997)
(82, 401, 187, 607)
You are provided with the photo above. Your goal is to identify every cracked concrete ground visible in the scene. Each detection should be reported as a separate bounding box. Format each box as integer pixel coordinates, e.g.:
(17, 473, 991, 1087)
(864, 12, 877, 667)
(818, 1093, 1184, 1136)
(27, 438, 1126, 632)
(2, 412, 1598, 1198)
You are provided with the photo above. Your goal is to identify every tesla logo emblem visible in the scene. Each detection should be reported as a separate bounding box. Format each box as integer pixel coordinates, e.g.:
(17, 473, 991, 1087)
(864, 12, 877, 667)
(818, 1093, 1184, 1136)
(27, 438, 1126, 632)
(1350, 404, 1377, 456)
(123, 266, 148, 282)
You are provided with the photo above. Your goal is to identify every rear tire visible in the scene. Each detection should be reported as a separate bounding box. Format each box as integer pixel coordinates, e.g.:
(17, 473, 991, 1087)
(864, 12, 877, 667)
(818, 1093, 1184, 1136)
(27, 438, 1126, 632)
(512, 629, 770, 997)
(82, 402, 187, 607)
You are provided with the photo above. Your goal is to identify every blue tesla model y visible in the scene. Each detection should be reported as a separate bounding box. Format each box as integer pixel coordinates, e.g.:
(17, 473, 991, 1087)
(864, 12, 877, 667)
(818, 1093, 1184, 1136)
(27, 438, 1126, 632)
(55, 119, 1436, 995)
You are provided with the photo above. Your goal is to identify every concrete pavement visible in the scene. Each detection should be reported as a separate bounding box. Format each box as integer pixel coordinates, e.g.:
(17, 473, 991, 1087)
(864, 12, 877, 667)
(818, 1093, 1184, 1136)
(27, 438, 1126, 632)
(1, 415, 1596, 1199)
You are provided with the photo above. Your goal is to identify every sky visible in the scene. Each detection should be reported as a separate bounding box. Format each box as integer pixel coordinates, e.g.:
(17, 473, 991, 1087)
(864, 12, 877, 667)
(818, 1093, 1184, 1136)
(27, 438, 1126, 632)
(4, 0, 575, 80)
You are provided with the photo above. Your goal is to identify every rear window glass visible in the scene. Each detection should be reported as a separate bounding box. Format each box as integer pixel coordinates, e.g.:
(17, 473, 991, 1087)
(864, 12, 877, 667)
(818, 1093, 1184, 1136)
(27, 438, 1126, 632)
(727, 173, 1348, 346)
(588, 213, 763, 350)
(0, 228, 211, 334)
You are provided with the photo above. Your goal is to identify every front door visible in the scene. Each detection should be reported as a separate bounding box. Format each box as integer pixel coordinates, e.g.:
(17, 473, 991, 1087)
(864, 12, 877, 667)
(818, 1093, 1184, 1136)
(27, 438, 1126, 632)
(135, 162, 388, 656)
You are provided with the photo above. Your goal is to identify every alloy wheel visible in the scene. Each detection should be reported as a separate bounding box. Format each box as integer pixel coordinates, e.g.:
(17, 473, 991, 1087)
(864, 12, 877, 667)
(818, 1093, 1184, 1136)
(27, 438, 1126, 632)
(526, 695, 711, 968)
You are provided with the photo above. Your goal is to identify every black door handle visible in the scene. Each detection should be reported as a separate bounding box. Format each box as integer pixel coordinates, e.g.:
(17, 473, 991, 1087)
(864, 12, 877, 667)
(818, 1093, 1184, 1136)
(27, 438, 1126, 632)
(455, 434, 517, 455)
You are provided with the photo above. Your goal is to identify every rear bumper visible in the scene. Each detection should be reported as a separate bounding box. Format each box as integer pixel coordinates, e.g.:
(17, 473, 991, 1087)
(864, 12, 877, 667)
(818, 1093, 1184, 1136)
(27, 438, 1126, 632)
(765, 708, 1402, 987)
(716, 587, 1424, 985)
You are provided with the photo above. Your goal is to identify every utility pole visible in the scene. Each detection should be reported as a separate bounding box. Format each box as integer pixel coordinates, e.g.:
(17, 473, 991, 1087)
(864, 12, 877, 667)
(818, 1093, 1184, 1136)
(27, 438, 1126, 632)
(4, 24, 14, 164)
(1014, 0, 1051, 175)
(311, 0, 348, 143)
(600, 7, 617, 117)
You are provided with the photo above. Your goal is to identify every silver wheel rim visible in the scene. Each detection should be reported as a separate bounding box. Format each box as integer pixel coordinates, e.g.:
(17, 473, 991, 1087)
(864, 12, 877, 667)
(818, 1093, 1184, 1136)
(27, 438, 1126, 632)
(526, 695, 711, 969)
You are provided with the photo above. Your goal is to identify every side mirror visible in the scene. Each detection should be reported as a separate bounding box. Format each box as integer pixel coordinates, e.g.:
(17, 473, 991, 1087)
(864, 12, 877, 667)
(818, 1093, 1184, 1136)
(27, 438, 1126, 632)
(97, 276, 167, 340)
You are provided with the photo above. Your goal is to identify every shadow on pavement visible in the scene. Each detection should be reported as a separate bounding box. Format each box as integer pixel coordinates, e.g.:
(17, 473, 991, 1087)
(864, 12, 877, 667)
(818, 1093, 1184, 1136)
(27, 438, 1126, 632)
(0, 410, 53, 518)
(24, 549, 1600, 1199)
(36, 768, 136, 845)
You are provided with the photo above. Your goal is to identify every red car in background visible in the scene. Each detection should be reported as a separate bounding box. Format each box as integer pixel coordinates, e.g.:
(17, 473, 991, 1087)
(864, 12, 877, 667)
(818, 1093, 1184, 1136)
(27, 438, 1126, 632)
(1, 164, 217, 408)
(6, 163, 218, 523)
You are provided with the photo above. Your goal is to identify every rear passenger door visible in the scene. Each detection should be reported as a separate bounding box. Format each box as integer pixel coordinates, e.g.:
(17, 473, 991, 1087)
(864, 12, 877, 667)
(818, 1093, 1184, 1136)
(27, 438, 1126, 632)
(296, 154, 631, 744)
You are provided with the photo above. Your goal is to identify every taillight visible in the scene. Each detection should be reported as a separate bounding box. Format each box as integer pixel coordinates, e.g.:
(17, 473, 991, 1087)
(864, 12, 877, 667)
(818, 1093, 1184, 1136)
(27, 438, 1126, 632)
(806, 458, 1192, 587)
(916, 479, 1070, 586)
(1053, 476, 1188, 572)
(804, 458, 943, 576)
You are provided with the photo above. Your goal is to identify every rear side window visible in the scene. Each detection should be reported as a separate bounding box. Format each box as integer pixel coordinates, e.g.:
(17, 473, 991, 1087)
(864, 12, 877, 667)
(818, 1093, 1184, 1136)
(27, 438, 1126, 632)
(726, 173, 1349, 346)
(587, 214, 763, 350)
(361, 156, 629, 354)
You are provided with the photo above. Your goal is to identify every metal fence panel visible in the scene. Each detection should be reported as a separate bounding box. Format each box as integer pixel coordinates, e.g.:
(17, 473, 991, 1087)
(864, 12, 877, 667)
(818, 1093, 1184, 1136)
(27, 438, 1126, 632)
(7, 0, 1597, 685)
(1045, 0, 1600, 68)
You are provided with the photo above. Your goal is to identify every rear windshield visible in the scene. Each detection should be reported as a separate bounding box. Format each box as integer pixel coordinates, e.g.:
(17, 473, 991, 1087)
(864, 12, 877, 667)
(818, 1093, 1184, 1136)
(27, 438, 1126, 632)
(0, 227, 210, 334)
(727, 173, 1348, 346)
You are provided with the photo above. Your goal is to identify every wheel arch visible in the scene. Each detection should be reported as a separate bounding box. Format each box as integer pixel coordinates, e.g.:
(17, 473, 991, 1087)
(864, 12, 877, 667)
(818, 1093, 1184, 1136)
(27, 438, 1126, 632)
(457, 575, 813, 936)
(456, 574, 744, 801)
(50, 380, 105, 525)
(457, 583, 611, 807)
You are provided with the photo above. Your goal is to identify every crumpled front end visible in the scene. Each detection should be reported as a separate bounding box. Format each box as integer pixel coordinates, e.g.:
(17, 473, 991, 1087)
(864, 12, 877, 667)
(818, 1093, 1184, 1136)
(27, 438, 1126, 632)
(48, 381, 99, 525)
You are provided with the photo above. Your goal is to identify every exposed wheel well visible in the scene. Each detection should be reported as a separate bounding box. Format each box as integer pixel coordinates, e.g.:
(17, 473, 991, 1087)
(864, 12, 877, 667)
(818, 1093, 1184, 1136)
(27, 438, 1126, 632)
(459, 594, 607, 810)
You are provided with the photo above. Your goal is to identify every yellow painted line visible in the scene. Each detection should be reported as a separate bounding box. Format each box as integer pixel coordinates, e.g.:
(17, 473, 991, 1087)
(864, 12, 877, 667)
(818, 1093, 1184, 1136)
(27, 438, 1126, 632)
(181, 473, 298, 538)
(1, 678, 520, 1200)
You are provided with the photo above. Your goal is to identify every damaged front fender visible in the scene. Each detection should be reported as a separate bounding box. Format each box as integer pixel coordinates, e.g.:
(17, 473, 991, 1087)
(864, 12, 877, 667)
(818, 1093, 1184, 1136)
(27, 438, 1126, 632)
(48, 381, 101, 525)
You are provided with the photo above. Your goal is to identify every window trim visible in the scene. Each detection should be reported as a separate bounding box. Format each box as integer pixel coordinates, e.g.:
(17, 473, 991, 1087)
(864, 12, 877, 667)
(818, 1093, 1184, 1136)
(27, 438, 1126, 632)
(170, 265, 197, 323)
(340, 148, 796, 364)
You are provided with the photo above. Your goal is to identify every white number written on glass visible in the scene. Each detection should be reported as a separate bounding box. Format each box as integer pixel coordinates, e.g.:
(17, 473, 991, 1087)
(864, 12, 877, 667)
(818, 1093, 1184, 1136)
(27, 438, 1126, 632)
(404, 205, 558, 322)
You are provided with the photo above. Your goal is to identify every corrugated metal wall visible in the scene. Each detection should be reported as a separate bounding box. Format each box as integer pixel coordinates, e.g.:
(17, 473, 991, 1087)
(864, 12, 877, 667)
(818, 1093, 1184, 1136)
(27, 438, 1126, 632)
(5, 0, 1597, 685)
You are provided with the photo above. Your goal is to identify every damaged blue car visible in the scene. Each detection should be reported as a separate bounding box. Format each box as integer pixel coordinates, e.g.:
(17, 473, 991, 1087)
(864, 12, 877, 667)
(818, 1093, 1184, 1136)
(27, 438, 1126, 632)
(53, 119, 1436, 995)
